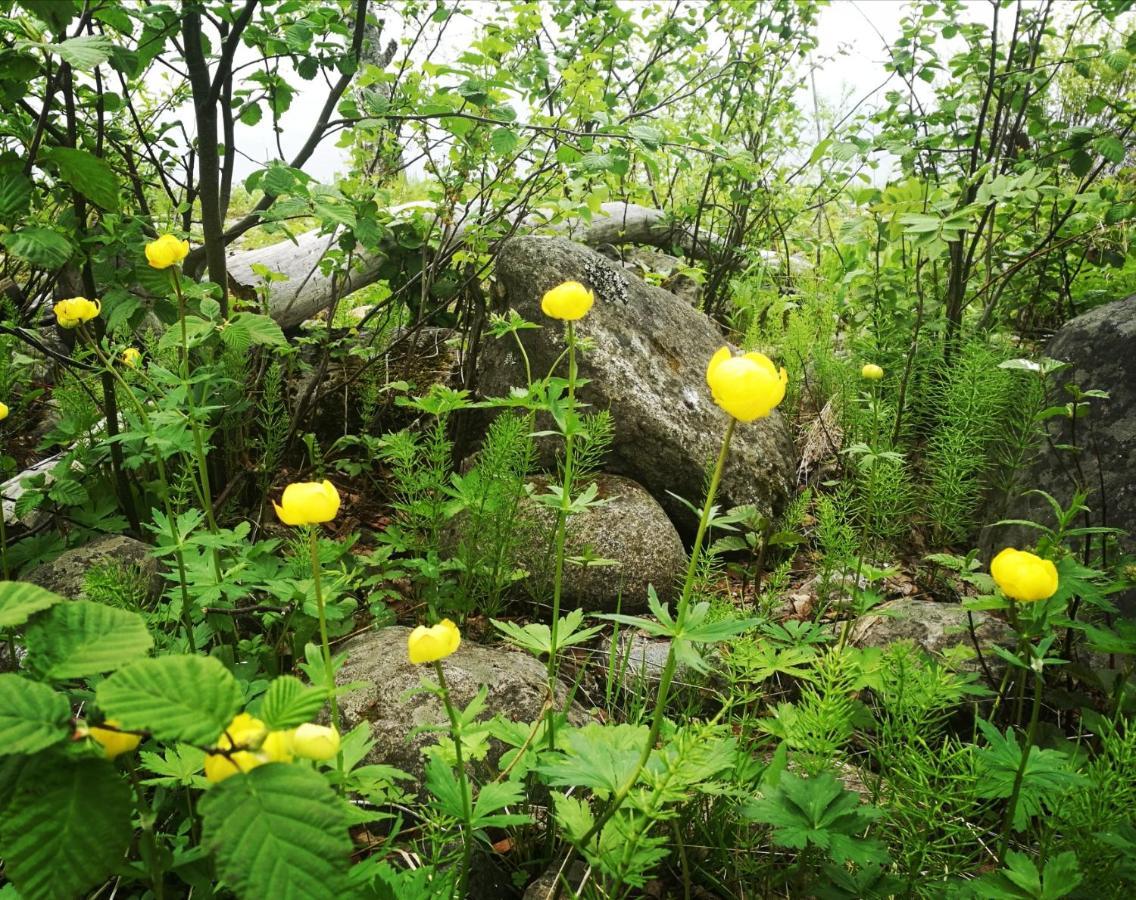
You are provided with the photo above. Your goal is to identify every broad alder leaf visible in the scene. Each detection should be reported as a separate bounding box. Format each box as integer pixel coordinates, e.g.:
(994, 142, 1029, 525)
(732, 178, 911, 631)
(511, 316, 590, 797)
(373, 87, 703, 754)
(0, 674, 71, 755)
(41, 147, 120, 210)
(0, 580, 65, 628)
(0, 226, 72, 269)
(25, 600, 153, 679)
(259, 675, 326, 730)
(97, 654, 242, 744)
(200, 764, 354, 900)
(0, 756, 132, 900)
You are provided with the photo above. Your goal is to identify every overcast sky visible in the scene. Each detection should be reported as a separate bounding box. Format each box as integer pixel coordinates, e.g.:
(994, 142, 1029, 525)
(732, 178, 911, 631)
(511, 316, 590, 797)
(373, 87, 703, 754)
(161, 0, 995, 185)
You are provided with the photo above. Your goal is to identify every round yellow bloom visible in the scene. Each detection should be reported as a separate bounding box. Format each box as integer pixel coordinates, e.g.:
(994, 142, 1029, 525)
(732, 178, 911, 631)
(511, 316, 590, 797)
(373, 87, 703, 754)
(87, 719, 142, 759)
(273, 480, 341, 526)
(53, 296, 100, 329)
(292, 723, 340, 761)
(204, 750, 264, 783)
(706, 347, 788, 422)
(990, 548, 1059, 603)
(204, 712, 271, 783)
(408, 619, 462, 664)
(540, 281, 594, 321)
(861, 363, 884, 381)
(145, 233, 190, 269)
(260, 729, 295, 764)
(0, 401, 8, 422)
(122, 348, 142, 368)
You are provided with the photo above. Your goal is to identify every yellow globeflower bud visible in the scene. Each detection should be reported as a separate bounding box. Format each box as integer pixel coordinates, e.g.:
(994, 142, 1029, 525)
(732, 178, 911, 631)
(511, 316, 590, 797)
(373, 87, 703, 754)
(540, 281, 594, 321)
(145, 233, 190, 270)
(87, 719, 142, 759)
(407, 618, 462, 664)
(122, 348, 142, 368)
(861, 363, 884, 381)
(261, 729, 295, 764)
(990, 548, 1059, 603)
(273, 480, 341, 526)
(291, 723, 340, 761)
(705, 346, 788, 422)
(53, 297, 101, 329)
(0, 401, 8, 422)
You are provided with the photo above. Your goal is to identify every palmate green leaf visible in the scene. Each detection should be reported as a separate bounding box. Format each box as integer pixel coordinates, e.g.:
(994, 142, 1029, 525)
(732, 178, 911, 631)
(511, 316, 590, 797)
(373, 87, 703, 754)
(0, 756, 132, 900)
(200, 763, 354, 900)
(40, 146, 120, 210)
(538, 723, 648, 795)
(258, 675, 326, 730)
(97, 654, 242, 744)
(471, 779, 530, 830)
(0, 580, 65, 628)
(0, 674, 71, 756)
(24, 600, 153, 679)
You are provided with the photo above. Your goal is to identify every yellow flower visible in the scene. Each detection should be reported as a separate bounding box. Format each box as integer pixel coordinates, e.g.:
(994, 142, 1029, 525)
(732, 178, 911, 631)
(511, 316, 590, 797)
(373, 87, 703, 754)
(861, 363, 884, 381)
(540, 281, 594, 321)
(204, 712, 271, 783)
(87, 719, 142, 759)
(990, 548, 1059, 603)
(705, 347, 788, 422)
(261, 729, 295, 764)
(291, 723, 340, 761)
(122, 348, 142, 368)
(273, 480, 341, 526)
(0, 401, 8, 422)
(145, 233, 190, 269)
(408, 619, 462, 664)
(204, 750, 264, 783)
(53, 296, 100, 329)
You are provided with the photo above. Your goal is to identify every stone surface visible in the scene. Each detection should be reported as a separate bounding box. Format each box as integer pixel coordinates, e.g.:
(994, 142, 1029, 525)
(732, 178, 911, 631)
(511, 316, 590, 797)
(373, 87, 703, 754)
(337, 626, 587, 781)
(477, 236, 796, 536)
(982, 294, 1136, 615)
(845, 597, 1013, 675)
(597, 628, 717, 696)
(516, 474, 686, 614)
(23, 534, 162, 601)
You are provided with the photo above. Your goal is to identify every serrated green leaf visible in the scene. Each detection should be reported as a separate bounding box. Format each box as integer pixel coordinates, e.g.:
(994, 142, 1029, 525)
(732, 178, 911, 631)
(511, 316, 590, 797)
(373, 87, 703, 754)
(0, 674, 71, 756)
(41, 147, 120, 210)
(0, 756, 132, 900)
(0, 581, 65, 628)
(200, 764, 353, 900)
(259, 675, 326, 730)
(46, 34, 113, 70)
(0, 226, 72, 269)
(490, 127, 518, 155)
(223, 312, 287, 350)
(97, 655, 242, 744)
(0, 168, 32, 225)
(24, 600, 153, 679)
(1093, 134, 1125, 165)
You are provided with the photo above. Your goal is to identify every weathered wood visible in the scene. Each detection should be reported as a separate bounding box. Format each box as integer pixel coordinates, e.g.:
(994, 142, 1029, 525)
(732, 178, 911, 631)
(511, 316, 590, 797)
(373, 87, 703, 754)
(226, 201, 802, 328)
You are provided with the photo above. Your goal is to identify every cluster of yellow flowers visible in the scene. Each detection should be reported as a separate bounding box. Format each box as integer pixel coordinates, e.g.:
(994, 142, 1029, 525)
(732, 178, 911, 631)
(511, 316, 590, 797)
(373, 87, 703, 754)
(203, 713, 340, 783)
(51, 233, 188, 331)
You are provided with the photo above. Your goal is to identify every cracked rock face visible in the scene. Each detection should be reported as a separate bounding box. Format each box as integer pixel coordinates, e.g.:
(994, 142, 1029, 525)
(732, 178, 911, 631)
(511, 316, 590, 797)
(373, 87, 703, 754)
(982, 293, 1136, 616)
(477, 236, 796, 537)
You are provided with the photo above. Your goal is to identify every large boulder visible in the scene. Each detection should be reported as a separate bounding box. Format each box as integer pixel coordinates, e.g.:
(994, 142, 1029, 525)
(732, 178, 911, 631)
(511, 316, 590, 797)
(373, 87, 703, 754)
(337, 626, 588, 781)
(845, 597, 1013, 677)
(23, 534, 162, 602)
(477, 237, 796, 535)
(982, 294, 1136, 614)
(515, 474, 686, 613)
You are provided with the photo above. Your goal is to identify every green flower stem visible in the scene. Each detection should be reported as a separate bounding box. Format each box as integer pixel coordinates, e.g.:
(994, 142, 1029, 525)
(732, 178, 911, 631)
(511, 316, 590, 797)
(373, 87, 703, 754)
(433, 659, 473, 899)
(0, 499, 8, 580)
(126, 756, 165, 900)
(308, 527, 344, 790)
(169, 269, 223, 583)
(999, 651, 1044, 862)
(81, 329, 196, 652)
(575, 417, 737, 852)
(545, 320, 578, 750)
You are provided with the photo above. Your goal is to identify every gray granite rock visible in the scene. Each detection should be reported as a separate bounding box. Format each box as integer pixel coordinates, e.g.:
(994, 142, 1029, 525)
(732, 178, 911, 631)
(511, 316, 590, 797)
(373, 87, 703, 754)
(23, 534, 162, 602)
